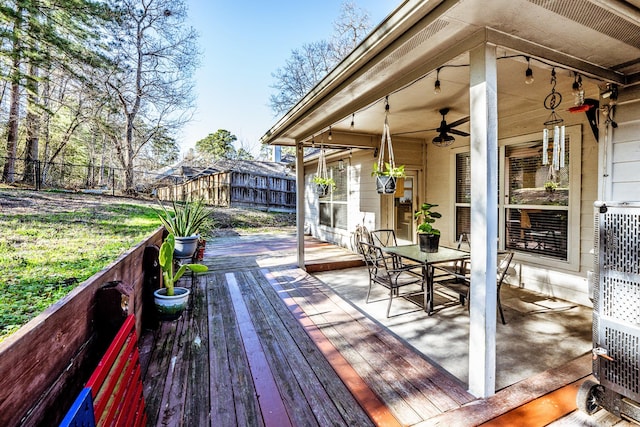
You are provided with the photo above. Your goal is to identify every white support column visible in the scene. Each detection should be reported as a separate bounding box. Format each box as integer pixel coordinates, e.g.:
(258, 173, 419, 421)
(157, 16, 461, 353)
(468, 42, 499, 398)
(295, 141, 305, 269)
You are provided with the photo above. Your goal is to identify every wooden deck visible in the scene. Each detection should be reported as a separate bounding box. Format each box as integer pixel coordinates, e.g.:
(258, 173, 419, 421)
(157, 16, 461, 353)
(138, 234, 627, 426)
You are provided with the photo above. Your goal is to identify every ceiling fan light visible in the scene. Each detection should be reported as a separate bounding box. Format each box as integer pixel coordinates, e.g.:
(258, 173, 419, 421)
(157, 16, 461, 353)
(432, 133, 455, 147)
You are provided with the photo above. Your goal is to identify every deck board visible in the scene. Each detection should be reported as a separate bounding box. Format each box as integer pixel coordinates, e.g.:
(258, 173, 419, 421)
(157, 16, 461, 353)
(244, 269, 370, 426)
(266, 266, 475, 425)
(141, 234, 598, 426)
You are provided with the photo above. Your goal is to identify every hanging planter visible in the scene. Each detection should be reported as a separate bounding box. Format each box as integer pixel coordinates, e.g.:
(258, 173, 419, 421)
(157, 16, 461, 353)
(372, 97, 405, 194)
(375, 175, 397, 194)
(313, 145, 335, 196)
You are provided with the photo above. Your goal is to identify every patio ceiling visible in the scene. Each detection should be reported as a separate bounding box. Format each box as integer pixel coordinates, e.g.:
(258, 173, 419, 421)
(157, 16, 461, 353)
(261, 0, 640, 150)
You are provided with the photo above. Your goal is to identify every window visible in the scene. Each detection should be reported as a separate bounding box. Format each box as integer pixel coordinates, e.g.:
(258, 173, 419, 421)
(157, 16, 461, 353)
(319, 163, 347, 230)
(454, 126, 581, 267)
(454, 152, 471, 239)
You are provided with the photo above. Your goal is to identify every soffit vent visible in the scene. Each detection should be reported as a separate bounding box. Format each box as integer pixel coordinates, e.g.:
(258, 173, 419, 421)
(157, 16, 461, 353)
(361, 19, 450, 82)
(528, 0, 640, 49)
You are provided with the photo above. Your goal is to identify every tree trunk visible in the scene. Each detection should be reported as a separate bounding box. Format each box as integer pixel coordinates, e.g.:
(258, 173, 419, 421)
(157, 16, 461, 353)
(2, 8, 22, 183)
(23, 62, 40, 184)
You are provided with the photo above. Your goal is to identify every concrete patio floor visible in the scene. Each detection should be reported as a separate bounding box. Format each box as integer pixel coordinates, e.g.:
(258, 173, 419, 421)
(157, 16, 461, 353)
(313, 266, 593, 391)
(224, 230, 593, 390)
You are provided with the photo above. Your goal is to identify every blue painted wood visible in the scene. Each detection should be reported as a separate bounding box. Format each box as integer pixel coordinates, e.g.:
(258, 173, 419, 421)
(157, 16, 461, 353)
(58, 388, 95, 427)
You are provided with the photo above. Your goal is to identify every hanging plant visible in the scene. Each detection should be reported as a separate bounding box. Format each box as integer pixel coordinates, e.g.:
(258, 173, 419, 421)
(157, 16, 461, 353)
(372, 97, 405, 194)
(314, 145, 334, 196)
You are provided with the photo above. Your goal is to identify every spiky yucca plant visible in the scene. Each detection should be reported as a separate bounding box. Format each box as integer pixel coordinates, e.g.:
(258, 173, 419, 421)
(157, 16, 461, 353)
(156, 198, 210, 237)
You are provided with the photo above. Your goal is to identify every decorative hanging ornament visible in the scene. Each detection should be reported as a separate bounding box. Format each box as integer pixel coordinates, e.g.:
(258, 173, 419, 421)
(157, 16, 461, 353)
(542, 68, 565, 172)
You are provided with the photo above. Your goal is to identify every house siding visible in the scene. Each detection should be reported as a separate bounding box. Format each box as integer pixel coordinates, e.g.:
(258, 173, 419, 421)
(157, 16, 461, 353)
(608, 85, 640, 202)
(304, 139, 423, 250)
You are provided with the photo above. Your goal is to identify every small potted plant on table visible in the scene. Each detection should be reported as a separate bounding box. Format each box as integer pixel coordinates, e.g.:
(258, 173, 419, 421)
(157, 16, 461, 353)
(154, 233, 208, 320)
(415, 202, 442, 252)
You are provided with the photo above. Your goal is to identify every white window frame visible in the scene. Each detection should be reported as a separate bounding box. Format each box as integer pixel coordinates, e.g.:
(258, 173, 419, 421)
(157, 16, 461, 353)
(318, 163, 348, 230)
(451, 125, 582, 271)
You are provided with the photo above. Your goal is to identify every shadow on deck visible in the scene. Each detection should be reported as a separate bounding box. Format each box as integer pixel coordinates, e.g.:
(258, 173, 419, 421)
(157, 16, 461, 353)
(138, 233, 617, 426)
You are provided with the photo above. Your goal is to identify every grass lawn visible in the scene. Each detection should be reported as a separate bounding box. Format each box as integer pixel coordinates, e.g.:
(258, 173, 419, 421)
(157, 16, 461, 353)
(0, 196, 161, 341)
(0, 188, 296, 342)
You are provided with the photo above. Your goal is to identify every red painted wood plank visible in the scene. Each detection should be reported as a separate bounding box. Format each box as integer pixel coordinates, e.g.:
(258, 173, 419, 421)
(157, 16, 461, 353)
(85, 315, 147, 426)
(86, 315, 136, 394)
(262, 269, 402, 427)
(226, 273, 293, 427)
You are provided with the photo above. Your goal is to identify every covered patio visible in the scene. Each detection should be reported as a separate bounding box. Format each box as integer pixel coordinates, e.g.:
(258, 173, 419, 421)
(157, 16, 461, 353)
(261, 0, 640, 398)
(141, 232, 615, 426)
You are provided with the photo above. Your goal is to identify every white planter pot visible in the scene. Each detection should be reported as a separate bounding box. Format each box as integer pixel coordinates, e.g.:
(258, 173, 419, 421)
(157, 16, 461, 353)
(174, 235, 199, 258)
(154, 287, 190, 320)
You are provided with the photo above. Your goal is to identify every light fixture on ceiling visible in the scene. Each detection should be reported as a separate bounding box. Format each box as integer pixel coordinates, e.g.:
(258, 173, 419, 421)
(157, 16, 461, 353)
(432, 133, 455, 146)
(434, 68, 441, 94)
(601, 83, 618, 100)
(350, 113, 355, 130)
(431, 108, 469, 147)
(328, 126, 333, 141)
(525, 57, 534, 85)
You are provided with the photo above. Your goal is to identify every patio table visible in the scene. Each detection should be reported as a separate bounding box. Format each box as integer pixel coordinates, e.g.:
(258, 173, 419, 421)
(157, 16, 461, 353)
(382, 245, 470, 315)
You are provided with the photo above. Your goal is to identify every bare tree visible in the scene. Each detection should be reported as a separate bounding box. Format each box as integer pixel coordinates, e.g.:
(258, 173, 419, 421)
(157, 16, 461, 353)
(330, 2, 371, 61)
(269, 1, 371, 116)
(103, 0, 199, 193)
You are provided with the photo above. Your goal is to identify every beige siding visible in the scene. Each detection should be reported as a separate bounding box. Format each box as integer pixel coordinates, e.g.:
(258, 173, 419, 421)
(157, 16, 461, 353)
(304, 139, 423, 249)
(609, 86, 640, 201)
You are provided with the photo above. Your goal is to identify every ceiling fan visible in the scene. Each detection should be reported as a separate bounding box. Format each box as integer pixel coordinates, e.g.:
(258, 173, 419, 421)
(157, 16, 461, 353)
(431, 108, 469, 147)
(392, 108, 470, 146)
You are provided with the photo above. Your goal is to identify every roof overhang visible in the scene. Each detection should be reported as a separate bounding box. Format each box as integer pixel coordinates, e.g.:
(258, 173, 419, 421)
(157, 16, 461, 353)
(261, 0, 640, 148)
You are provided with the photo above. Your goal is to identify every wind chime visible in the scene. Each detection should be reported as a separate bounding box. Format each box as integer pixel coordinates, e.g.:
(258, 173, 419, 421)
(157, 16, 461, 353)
(542, 68, 566, 180)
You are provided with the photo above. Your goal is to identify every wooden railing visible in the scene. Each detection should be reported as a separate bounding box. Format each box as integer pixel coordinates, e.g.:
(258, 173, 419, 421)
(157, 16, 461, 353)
(0, 227, 164, 427)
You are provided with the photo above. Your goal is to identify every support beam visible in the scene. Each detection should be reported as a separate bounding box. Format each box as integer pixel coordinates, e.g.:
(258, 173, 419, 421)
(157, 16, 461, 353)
(468, 42, 498, 398)
(296, 141, 305, 269)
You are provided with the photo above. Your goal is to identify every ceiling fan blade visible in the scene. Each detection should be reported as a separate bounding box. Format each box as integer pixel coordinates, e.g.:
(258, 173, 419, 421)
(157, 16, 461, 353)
(392, 128, 436, 136)
(449, 128, 469, 137)
(447, 116, 470, 128)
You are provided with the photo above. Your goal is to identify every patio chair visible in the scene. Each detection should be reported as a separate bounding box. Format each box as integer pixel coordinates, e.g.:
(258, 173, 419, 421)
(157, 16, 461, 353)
(371, 229, 405, 267)
(456, 232, 471, 274)
(359, 241, 424, 317)
(432, 250, 514, 324)
(352, 224, 372, 256)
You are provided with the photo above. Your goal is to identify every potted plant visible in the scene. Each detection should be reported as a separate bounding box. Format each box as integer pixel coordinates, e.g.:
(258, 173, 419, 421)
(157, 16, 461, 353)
(544, 180, 558, 192)
(313, 175, 336, 196)
(154, 233, 208, 320)
(372, 162, 405, 194)
(156, 198, 211, 258)
(414, 202, 442, 252)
